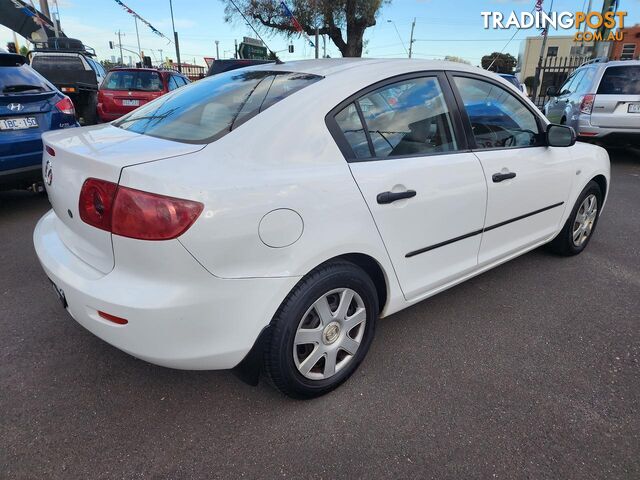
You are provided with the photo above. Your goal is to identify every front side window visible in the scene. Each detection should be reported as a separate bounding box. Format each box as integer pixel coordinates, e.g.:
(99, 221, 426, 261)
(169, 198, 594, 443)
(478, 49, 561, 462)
(114, 70, 321, 144)
(103, 70, 163, 92)
(454, 76, 541, 150)
(598, 66, 640, 95)
(335, 76, 458, 159)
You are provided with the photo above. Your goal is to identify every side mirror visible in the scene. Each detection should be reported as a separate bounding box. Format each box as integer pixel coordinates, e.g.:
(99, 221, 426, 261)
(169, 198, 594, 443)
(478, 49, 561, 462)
(546, 124, 576, 147)
(546, 86, 558, 97)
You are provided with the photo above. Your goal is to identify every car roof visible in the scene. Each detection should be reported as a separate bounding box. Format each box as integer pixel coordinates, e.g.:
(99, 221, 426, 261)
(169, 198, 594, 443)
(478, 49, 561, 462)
(247, 58, 481, 77)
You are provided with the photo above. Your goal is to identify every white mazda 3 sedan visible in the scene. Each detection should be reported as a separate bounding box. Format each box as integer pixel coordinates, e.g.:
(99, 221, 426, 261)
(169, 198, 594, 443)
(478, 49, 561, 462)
(34, 59, 610, 398)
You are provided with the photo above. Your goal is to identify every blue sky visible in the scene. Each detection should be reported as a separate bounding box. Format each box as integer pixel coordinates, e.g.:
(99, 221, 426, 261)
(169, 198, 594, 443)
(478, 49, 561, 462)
(2, 0, 639, 66)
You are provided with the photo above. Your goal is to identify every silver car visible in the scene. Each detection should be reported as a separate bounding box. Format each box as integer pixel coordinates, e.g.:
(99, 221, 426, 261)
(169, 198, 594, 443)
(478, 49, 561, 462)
(544, 60, 640, 144)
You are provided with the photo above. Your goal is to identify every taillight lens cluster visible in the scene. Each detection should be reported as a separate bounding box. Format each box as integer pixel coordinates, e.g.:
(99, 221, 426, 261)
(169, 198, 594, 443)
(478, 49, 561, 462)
(580, 94, 596, 115)
(55, 96, 75, 116)
(78, 178, 203, 240)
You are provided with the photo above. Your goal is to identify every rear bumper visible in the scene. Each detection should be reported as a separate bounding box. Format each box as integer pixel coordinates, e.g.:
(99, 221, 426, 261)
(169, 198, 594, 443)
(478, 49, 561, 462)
(33, 209, 299, 370)
(576, 118, 640, 143)
(97, 104, 125, 122)
(0, 162, 42, 190)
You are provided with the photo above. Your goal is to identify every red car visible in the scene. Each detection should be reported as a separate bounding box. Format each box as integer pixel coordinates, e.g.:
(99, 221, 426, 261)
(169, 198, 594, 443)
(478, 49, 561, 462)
(97, 68, 190, 122)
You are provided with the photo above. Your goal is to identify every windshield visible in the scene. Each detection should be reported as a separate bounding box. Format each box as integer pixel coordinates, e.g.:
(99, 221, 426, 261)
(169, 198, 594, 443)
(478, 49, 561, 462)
(102, 70, 163, 92)
(597, 66, 640, 95)
(0, 63, 52, 95)
(113, 69, 322, 144)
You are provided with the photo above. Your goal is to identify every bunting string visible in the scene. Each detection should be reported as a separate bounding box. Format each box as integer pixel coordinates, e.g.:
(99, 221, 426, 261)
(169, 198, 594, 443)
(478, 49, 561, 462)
(113, 0, 172, 43)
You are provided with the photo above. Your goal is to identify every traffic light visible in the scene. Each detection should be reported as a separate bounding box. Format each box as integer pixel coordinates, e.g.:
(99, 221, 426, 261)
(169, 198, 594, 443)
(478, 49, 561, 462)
(6, 42, 17, 53)
(109, 41, 114, 49)
(288, 44, 294, 53)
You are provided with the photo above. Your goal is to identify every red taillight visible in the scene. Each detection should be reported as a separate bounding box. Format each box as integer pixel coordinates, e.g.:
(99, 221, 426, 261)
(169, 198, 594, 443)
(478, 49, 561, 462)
(79, 178, 118, 232)
(45, 145, 55, 156)
(98, 311, 128, 325)
(112, 187, 204, 240)
(55, 96, 75, 116)
(78, 178, 203, 240)
(580, 94, 595, 115)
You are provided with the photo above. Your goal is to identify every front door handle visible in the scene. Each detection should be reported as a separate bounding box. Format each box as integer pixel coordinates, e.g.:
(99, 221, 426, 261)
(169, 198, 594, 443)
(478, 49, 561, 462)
(492, 172, 516, 183)
(377, 190, 417, 204)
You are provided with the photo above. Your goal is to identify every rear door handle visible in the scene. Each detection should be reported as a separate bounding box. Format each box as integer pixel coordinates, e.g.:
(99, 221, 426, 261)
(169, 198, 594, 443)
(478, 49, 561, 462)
(492, 172, 516, 183)
(376, 190, 417, 204)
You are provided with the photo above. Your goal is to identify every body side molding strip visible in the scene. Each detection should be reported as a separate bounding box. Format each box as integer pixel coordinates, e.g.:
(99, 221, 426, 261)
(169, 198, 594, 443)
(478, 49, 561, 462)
(405, 202, 565, 258)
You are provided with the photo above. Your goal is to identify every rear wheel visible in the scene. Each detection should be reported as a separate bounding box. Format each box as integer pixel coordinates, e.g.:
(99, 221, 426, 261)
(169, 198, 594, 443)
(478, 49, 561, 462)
(264, 261, 378, 399)
(548, 180, 602, 256)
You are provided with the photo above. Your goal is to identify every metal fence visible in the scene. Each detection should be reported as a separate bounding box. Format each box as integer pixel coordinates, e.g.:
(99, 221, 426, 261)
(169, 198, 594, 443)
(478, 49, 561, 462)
(530, 55, 590, 108)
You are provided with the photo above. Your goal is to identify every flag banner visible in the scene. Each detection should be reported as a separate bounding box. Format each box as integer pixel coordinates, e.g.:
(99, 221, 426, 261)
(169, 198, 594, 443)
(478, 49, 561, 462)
(113, 0, 172, 43)
(280, 1, 315, 47)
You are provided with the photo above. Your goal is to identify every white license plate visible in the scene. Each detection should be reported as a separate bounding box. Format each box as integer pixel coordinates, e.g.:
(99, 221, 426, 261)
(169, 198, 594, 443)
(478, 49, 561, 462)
(0, 117, 38, 130)
(628, 103, 640, 113)
(122, 99, 140, 107)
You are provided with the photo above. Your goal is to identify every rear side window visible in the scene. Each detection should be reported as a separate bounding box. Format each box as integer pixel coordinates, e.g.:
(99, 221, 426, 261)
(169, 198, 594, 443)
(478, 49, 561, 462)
(32, 55, 84, 71)
(597, 66, 640, 95)
(0, 64, 52, 94)
(334, 76, 458, 159)
(103, 71, 163, 92)
(114, 70, 322, 143)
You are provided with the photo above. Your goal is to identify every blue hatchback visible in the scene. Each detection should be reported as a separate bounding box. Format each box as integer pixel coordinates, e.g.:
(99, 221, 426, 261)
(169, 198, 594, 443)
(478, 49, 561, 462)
(0, 52, 78, 190)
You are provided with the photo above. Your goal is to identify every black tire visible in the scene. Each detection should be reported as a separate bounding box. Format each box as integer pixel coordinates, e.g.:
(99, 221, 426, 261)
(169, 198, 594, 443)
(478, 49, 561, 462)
(548, 180, 603, 256)
(264, 260, 378, 399)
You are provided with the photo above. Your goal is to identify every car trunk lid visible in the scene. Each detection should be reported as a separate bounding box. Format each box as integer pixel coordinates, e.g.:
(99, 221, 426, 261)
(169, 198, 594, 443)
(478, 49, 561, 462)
(42, 124, 204, 273)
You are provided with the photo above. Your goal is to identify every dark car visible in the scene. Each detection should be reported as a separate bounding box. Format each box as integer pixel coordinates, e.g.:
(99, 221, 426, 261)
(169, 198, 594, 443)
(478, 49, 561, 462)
(0, 52, 78, 190)
(97, 68, 190, 122)
(498, 73, 525, 92)
(206, 59, 275, 77)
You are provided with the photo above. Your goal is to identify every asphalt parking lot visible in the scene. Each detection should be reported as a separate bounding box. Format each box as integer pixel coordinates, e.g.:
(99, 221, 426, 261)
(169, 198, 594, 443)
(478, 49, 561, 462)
(1, 148, 639, 480)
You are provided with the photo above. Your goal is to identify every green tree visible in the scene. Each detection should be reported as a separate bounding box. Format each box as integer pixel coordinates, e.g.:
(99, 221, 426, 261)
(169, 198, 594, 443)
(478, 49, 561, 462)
(19, 45, 29, 57)
(223, 0, 389, 57)
(481, 52, 517, 74)
(444, 55, 470, 65)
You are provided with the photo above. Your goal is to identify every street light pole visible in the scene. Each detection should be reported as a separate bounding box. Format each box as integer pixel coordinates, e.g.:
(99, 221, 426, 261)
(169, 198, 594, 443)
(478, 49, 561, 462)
(134, 16, 142, 62)
(215, 40, 220, 59)
(169, 0, 182, 72)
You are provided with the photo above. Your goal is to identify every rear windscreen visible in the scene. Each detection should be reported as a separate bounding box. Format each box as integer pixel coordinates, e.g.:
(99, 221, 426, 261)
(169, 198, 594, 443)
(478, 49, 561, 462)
(102, 70, 163, 92)
(113, 69, 322, 144)
(32, 55, 85, 71)
(597, 66, 640, 95)
(0, 64, 52, 95)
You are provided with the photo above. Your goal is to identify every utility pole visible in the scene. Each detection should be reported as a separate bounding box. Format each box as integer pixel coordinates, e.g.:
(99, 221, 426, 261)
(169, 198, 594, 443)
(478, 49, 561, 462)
(158, 48, 163, 66)
(134, 16, 142, 62)
(408, 17, 416, 59)
(322, 35, 326, 58)
(533, 0, 553, 101)
(315, 26, 319, 59)
(116, 30, 125, 65)
(169, 0, 182, 72)
(234, 39, 238, 59)
(215, 40, 220, 59)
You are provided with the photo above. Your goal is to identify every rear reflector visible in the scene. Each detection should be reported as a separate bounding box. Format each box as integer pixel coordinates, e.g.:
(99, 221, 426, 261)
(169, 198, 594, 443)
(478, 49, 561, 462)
(579, 132, 599, 137)
(45, 145, 55, 156)
(61, 87, 76, 93)
(78, 178, 203, 240)
(98, 311, 128, 325)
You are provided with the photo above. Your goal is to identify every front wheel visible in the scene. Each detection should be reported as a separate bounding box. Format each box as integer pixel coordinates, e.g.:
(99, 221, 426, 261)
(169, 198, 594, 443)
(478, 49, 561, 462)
(548, 180, 602, 256)
(264, 261, 378, 399)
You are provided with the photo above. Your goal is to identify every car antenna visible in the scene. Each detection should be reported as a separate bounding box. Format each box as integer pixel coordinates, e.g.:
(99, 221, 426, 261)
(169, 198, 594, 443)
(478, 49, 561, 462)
(229, 0, 283, 64)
